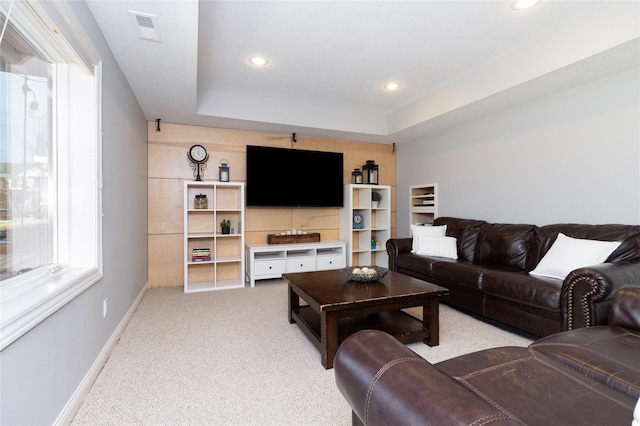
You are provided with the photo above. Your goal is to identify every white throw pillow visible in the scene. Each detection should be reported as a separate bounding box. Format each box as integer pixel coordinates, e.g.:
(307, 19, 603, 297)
(410, 225, 447, 253)
(632, 396, 640, 426)
(415, 236, 458, 259)
(530, 233, 621, 280)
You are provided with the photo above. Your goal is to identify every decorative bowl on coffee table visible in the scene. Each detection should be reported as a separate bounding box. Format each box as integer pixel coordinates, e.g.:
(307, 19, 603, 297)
(341, 266, 389, 282)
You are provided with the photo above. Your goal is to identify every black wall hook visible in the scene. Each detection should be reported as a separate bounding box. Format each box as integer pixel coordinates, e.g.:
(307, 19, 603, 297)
(155, 118, 161, 132)
(291, 132, 297, 143)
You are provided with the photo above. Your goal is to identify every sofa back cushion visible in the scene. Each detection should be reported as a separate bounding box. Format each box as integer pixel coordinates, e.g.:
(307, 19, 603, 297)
(612, 235, 640, 263)
(474, 223, 537, 270)
(433, 217, 486, 261)
(530, 224, 640, 269)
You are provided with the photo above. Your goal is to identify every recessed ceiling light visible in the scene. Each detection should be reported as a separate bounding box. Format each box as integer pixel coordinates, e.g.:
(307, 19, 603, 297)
(512, 0, 542, 10)
(249, 56, 269, 66)
(384, 82, 401, 91)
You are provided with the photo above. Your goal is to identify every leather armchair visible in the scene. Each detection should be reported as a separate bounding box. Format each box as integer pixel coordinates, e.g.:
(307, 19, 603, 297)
(335, 286, 640, 425)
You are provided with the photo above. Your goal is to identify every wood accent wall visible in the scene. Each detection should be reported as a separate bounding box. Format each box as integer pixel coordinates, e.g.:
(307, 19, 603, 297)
(148, 122, 396, 288)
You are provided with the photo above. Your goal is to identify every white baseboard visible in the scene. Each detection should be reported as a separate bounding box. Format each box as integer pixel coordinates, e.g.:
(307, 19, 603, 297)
(54, 284, 148, 425)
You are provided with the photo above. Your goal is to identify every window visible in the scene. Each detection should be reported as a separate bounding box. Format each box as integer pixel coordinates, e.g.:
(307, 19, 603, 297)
(1, 27, 52, 281)
(0, 1, 102, 349)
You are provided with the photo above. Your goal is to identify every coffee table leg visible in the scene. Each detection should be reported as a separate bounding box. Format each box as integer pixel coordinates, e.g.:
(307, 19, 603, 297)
(321, 311, 338, 369)
(288, 284, 299, 324)
(423, 297, 440, 346)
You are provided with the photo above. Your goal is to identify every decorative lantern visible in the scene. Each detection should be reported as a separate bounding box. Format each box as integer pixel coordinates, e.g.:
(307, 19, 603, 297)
(362, 160, 378, 185)
(351, 168, 363, 184)
(219, 159, 230, 182)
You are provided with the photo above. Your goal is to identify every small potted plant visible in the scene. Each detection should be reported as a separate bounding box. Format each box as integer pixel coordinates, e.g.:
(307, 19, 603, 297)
(220, 219, 231, 234)
(371, 191, 382, 208)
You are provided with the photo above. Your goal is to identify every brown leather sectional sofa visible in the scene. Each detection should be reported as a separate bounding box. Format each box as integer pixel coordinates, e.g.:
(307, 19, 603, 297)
(334, 285, 640, 425)
(387, 217, 640, 337)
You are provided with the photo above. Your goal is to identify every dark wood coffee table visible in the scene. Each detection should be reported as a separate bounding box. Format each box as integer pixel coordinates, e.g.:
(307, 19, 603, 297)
(284, 269, 449, 369)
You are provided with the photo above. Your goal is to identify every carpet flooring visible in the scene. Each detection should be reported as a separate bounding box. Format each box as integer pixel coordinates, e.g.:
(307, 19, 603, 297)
(71, 279, 533, 425)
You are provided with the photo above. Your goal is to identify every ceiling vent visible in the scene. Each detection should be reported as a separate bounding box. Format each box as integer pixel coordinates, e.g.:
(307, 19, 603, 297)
(129, 11, 162, 42)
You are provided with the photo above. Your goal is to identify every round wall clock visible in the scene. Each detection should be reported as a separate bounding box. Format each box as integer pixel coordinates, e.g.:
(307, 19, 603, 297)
(353, 213, 364, 229)
(187, 144, 209, 181)
(188, 144, 208, 163)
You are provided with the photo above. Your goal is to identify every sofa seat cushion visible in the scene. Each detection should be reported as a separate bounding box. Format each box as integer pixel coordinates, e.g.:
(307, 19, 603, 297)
(395, 253, 439, 276)
(530, 326, 640, 399)
(481, 270, 562, 312)
(436, 346, 531, 377)
(429, 259, 485, 289)
(436, 346, 636, 425)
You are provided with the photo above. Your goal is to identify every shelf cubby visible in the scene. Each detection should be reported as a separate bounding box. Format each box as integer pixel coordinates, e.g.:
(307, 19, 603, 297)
(409, 183, 438, 228)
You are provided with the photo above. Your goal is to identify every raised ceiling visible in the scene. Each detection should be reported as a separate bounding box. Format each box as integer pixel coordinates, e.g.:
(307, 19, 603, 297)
(86, 1, 639, 144)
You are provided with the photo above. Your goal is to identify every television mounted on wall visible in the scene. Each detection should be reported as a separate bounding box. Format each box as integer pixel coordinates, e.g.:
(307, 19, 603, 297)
(246, 145, 344, 207)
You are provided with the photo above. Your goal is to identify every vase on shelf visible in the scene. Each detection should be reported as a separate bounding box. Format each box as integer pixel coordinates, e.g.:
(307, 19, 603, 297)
(371, 191, 381, 209)
(220, 219, 231, 234)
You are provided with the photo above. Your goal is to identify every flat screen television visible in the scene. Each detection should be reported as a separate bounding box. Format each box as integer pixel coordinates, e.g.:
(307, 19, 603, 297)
(246, 145, 344, 207)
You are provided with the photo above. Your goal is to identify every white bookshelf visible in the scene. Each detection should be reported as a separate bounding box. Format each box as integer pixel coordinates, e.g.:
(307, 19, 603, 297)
(340, 184, 391, 267)
(410, 183, 437, 226)
(183, 181, 245, 292)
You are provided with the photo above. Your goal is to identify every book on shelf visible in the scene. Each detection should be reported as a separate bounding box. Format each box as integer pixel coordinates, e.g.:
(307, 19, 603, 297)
(191, 256, 212, 262)
(191, 248, 211, 262)
(192, 248, 210, 254)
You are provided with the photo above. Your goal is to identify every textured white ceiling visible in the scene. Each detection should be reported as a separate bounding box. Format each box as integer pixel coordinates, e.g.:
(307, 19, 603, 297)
(86, 0, 640, 144)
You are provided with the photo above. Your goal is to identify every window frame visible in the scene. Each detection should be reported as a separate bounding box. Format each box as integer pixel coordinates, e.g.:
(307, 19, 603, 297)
(0, 0, 103, 350)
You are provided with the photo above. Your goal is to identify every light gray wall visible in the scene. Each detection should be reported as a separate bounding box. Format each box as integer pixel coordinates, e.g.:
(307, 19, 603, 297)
(0, 2, 148, 424)
(396, 67, 640, 237)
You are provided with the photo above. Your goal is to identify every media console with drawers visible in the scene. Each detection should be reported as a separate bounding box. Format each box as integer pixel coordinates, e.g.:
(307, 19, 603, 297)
(245, 241, 347, 287)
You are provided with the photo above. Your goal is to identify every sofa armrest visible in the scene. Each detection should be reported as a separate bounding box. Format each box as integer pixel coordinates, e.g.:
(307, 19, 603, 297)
(334, 330, 519, 426)
(561, 260, 640, 330)
(609, 285, 640, 331)
(386, 238, 413, 272)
